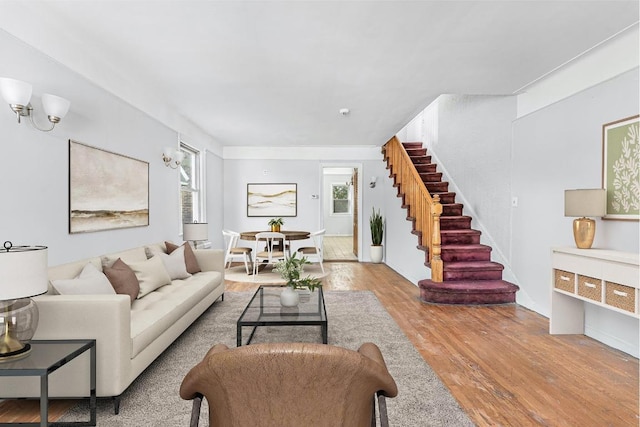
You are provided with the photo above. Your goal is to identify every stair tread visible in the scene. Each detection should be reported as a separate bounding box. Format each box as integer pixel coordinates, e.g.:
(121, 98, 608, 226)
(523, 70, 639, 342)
(419, 279, 519, 293)
(443, 261, 504, 271)
(440, 215, 472, 220)
(441, 244, 491, 250)
(441, 229, 480, 234)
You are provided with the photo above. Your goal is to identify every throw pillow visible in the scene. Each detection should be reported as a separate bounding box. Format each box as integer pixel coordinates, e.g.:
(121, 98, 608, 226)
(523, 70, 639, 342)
(165, 241, 201, 274)
(158, 245, 191, 280)
(103, 258, 140, 303)
(127, 256, 172, 299)
(51, 263, 116, 295)
(145, 243, 166, 259)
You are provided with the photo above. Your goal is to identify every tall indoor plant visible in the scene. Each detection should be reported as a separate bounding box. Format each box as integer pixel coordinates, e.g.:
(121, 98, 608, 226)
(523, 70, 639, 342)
(370, 207, 384, 263)
(273, 253, 322, 306)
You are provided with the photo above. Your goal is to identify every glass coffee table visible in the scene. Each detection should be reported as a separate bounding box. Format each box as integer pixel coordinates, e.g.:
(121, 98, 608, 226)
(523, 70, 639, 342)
(237, 285, 327, 346)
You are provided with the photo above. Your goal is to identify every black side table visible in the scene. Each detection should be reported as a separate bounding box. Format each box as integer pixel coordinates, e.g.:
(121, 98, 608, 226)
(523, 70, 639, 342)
(0, 339, 96, 427)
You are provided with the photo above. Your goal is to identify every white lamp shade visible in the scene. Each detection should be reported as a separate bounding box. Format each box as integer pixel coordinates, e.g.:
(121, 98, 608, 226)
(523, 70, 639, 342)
(564, 189, 607, 217)
(42, 93, 71, 119)
(183, 223, 208, 241)
(174, 151, 185, 163)
(163, 147, 175, 158)
(0, 77, 32, 106)
(0, 245, 48, 300)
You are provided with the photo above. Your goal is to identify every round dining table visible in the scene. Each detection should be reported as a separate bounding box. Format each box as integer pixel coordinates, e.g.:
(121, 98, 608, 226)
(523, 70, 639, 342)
(239, 230, 310, 242)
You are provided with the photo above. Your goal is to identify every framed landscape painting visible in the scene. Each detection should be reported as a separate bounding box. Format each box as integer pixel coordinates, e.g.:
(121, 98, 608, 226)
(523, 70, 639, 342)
(69, 140, 149, 233)
(247, 183, 297, 217)
(602, 115, 639, 220)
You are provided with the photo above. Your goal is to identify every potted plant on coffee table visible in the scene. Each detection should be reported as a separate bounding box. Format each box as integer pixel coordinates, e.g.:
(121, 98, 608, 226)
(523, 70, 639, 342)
(268, 217, 284, 232)
(273, 253, 322, 307)
(370, 207, 384, 263)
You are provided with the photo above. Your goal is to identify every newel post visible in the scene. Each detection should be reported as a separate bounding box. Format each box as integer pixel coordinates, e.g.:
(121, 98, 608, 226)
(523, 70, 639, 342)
(430, 194, 443, 282)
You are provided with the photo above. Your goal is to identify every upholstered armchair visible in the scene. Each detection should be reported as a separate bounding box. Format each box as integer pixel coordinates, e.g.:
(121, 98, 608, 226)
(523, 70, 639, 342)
(180, 342, 398, 427)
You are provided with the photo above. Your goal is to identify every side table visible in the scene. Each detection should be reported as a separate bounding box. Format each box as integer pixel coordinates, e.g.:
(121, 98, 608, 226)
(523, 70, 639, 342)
(0, 339, 96, 427)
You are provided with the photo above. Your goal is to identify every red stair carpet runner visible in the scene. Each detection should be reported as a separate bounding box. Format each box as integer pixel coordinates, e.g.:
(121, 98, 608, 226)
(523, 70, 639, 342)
(392, 142, 519, 305)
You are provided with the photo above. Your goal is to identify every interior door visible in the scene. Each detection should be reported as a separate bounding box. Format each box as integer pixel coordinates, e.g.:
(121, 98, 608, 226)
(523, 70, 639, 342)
(352, 169, 358, 257)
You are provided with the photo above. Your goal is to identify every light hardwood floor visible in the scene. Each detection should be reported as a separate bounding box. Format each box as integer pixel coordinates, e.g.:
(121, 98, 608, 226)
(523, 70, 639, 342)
(2, 262, 638, 425)
(323, 235, 358, 261)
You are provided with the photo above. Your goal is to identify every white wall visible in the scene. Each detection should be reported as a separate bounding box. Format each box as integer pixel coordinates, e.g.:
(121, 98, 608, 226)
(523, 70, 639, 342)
(0, 30, 222, 265)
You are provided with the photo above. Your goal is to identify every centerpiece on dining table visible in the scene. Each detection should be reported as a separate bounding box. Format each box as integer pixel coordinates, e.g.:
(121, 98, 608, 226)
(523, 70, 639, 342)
(272, 253, 322, 307)
(268, 217, 284, 232)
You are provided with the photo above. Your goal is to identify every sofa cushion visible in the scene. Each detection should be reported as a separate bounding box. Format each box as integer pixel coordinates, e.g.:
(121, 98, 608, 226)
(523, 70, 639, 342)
(104, 258, 140, 303)
(165, 241, 201, 274)
(158, 245, 191, 280)
(145, 243, 167, 258)
(127, 256, 172, 299)
(51, 263, 115, 295)
(130, 271, 223, 358)
(102, 246, 148, 269)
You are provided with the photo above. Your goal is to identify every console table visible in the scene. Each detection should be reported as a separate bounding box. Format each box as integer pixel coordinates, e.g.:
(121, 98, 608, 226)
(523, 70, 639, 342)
(550, 247, 639, 336)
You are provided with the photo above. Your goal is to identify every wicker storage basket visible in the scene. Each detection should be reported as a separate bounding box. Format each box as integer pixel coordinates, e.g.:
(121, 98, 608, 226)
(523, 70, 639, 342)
(577, 275, 602, 302)
(605, 281, 636, 313)
(554, 269, 575, 293)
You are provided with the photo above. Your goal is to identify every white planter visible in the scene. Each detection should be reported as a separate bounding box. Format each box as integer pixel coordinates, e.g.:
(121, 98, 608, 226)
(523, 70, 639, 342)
(280, 286, 300, 307)
(370, 245, 383, 263)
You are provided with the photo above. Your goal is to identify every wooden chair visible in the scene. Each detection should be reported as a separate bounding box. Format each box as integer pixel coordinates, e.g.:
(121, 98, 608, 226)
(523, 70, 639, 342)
(252, 231, 287, 280)
(222, 230, 253, 274)
(180, 342, 398, 427)
(297, 229, 325, 273)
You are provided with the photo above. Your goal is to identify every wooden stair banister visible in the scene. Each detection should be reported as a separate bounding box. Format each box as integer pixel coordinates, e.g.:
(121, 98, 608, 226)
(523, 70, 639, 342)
(383, 136, 443, 282)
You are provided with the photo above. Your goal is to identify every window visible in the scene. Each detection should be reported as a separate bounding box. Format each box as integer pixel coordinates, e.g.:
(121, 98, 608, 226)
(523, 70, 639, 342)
(332, 183, 350, 214)
(180, 143, 202, 224)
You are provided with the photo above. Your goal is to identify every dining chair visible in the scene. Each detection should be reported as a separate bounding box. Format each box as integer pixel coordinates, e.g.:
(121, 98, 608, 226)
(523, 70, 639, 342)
(253, 231, 287, 279)
(297, 229, 325, 273)
(180, 342, 398, 427)
(222, 229, 253, 274)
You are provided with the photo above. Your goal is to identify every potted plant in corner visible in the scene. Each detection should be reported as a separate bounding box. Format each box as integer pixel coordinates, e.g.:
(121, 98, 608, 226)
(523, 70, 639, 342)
(370, 207, 384, 263)
(268, 217, 284, 232)
(273, 253, 322, 307)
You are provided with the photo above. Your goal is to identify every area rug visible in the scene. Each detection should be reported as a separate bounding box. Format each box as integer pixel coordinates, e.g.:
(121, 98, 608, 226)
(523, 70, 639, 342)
(224, 263, 329, 284)
(60, 291, 473, 426)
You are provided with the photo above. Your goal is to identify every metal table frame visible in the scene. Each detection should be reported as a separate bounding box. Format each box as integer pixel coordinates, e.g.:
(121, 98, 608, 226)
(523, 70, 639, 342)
(0, 339, 96, 427)
(237, 286, 327, 346)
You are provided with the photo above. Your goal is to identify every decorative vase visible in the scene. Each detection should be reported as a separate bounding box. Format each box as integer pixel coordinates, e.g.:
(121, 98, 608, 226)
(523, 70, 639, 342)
(280, 286, 299, 307)
(370, 245, 383, 263)
(271, 225, 281, 232)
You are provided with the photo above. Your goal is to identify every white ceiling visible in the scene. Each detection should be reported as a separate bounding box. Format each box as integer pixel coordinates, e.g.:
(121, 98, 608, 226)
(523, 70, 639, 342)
(1, 1, 638, 147)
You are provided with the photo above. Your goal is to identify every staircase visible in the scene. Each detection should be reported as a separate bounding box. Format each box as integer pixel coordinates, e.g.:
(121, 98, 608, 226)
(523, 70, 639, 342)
(384, 139, 519, 305)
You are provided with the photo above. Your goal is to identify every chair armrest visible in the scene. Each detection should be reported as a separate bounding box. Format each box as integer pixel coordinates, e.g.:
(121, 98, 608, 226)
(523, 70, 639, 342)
(194, 249, 224, 273)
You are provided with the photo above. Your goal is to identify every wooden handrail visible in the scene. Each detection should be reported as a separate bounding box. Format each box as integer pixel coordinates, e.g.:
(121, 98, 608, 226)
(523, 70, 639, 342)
(383, 136, 443, 282)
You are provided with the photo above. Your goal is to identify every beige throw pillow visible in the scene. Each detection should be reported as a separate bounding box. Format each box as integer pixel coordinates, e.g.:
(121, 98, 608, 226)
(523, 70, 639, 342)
(165, 241, 201, 274)
(127, 256, 172, 299)
(158, 245, 191, 280)
(52, 263, 116, 295)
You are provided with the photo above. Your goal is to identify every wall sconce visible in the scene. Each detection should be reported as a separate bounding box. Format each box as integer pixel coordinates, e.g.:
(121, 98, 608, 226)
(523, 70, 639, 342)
(0, 77, 70, 132)
(162, 147, 185, 169)
(564, 188, 606, 249)
(369, 176, 377, 188)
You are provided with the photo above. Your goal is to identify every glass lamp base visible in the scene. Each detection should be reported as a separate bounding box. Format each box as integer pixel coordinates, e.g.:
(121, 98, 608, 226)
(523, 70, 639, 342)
(0, 298, 39, 362)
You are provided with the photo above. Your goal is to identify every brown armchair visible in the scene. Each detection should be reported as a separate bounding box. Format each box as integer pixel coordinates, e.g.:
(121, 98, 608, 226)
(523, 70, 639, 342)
(180, 342, 398, 427)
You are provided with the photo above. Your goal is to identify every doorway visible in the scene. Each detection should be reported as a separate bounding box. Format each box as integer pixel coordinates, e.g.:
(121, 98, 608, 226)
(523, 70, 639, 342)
(321, 165, 360, 261)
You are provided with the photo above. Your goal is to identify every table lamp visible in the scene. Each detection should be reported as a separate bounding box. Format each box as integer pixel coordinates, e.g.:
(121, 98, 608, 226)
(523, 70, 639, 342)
(183, 222, 209, 248)
(0, 241, 48, 361)
(564, 189, 606, 249)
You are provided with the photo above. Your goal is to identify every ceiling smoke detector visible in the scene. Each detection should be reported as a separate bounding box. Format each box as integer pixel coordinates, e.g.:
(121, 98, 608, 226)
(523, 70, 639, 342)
(339, 108, 350, 116)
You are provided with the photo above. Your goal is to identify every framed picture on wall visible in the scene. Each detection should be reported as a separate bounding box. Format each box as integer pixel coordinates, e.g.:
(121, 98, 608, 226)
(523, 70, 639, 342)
(602, 115, 639, 220)
(69, 140, 150, 233)
(247, 183, 297, 217)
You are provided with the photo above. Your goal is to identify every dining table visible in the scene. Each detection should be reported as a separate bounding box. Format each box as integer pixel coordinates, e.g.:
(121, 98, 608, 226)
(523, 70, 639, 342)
(239, 230, 311, 274)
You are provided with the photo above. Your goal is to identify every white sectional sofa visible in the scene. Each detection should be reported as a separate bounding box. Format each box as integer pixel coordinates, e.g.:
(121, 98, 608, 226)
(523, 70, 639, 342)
(0, 242, 224, 413)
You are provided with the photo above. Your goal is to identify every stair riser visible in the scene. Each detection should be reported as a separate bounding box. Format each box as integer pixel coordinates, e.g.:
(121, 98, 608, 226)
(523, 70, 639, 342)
(441, 250, 491, 262)
(440, 218, 471, 230)
(420, 173, 443, 182)
(420, 289, 516, 305)
(441, 233, 481, 245)
(405, 148, 427, 157)
(443, 270, 503, 281)
(432, 193, 456, 204)
(410, 156, 432, 164)
(442, 205, 463, 216)
(415, 164, 437, 173)
(402, 143, 423, 149)
(426, 182, 449, 192)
